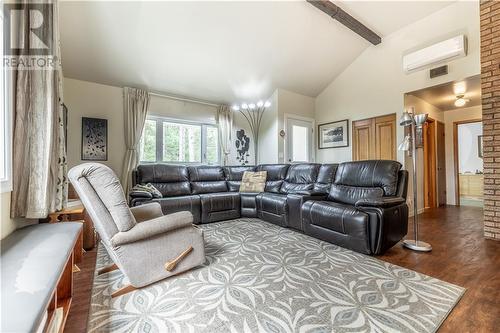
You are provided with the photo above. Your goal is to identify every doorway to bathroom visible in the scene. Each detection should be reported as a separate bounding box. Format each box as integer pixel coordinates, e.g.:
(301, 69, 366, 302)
(454, 120, 483, 207)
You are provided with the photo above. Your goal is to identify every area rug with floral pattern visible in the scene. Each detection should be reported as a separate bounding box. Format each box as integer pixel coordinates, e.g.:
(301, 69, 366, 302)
(88, 218, 464, 333)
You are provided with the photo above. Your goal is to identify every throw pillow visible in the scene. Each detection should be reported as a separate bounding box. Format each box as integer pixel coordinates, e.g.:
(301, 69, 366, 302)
(240, 171, 267, 193)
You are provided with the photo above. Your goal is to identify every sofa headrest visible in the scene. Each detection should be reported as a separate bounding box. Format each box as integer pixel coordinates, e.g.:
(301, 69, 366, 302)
(223, 166, 256, 181)
(256, 164, 289, 181)
(188, 166, 225, 181)
(284, 164, 320, 184)
(334, 160, 402, 196)
(328, 184, 384, 206)
(136, 164, 189, 183)
(316, 164, 338, 184)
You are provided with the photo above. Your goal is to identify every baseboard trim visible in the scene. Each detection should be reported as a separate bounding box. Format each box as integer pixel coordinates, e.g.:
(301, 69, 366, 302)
(408, 208, 426, 217)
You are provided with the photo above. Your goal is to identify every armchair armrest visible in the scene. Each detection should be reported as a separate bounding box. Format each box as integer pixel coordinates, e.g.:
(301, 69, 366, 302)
(130, 202, 163, 222)
(111, 211, 194, 247)
(355, 197, 406, 208)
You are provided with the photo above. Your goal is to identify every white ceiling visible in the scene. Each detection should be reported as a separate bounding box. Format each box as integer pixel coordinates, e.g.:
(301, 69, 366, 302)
(60, 1, 454, 104)
(408, 75, 481, 111)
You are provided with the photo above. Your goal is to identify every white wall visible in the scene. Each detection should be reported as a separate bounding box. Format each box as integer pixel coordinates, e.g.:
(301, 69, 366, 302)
(64, 78, 256, 174)
(258, 90, 279, 164)
(64, 78, 126, 177)
(315, 1, 480, 166)
(1, 192, 36, 239)
(277, 89, 315, 163)
(256, 88, 315, 164)
(149, 95, 218, 124)
(458, 122, 483, 173)
(443, 105, 482, 204)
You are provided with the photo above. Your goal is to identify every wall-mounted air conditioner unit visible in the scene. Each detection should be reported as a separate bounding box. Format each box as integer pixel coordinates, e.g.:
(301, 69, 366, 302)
(403, 35, 467, 73)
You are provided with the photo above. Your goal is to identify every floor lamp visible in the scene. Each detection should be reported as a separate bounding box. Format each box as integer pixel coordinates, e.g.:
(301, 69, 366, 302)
(232, 101, 270, 165)
(398, 110, 432, 252)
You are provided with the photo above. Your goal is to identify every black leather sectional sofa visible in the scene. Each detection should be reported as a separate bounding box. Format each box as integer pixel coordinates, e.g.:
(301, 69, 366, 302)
(131, 160, 409, 255)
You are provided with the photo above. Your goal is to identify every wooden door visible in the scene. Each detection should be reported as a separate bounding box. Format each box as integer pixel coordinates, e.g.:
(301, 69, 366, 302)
(352, 118, 376, 160)
(352, 114, 395, 161)
(436, 121, 447, 206)
(375, 114, 397, 160)
(423, 119, 437, 208)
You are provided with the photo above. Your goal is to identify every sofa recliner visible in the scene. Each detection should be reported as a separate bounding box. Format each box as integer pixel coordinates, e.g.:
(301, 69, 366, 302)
(131, 160, 408, 255)
(301, 161, 408, 254)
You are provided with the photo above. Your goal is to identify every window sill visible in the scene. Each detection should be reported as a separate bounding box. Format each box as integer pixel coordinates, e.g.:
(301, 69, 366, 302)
(0, 179, 12, 194)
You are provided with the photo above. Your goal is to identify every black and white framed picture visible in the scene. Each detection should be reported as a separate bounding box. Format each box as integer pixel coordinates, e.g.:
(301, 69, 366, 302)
(81, 117, 108, 161)
(318, 119, 349, 149)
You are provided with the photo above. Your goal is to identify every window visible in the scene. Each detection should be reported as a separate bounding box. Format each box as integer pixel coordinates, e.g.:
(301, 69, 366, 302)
(140, 116, 219, 165)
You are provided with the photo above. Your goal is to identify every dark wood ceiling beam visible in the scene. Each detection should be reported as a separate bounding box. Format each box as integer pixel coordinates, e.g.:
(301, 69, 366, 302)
(307, 0, 382, 45)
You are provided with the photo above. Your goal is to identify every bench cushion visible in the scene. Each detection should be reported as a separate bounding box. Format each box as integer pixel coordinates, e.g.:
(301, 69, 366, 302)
(1, 222, 82, 333)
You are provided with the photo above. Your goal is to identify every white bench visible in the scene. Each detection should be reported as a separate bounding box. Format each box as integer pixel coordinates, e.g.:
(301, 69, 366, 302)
(1, 222, 82, 333)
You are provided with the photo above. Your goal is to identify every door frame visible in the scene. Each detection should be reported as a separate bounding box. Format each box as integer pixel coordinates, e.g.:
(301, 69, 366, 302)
(423, 117, 437, 208)
(453, 118, 482, 206)
(284, 113, 315, 163)
(436, 120, 447, 206)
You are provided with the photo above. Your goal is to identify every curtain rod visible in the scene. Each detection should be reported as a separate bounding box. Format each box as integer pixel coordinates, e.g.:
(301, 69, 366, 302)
(149, 91, 220, 108)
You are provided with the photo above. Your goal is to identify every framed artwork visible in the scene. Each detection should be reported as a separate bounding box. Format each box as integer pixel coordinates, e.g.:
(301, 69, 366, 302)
(235, 129, 250, 165)
(478, 135, 483, 158)
(318, 119, 349, 149)
(81, 117, 108, 161)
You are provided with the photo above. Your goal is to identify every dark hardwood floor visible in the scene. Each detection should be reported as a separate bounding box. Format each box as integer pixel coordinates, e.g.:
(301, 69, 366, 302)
(65, 247, 97, 333)
(65, 206, 500, 333)
(379, 205, 500, 333)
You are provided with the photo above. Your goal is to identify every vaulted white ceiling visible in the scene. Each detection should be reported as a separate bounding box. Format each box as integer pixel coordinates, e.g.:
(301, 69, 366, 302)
(60, 1, 453, 104)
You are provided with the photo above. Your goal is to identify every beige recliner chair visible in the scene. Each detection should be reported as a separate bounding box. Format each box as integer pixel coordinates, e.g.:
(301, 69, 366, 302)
(68, 163, 205, 297)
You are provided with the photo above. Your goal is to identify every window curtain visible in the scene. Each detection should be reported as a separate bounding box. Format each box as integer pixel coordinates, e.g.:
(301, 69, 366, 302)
(217, 105, 233, 165)
(10, 0, 68, 218)
(121, 87, 150, 194)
